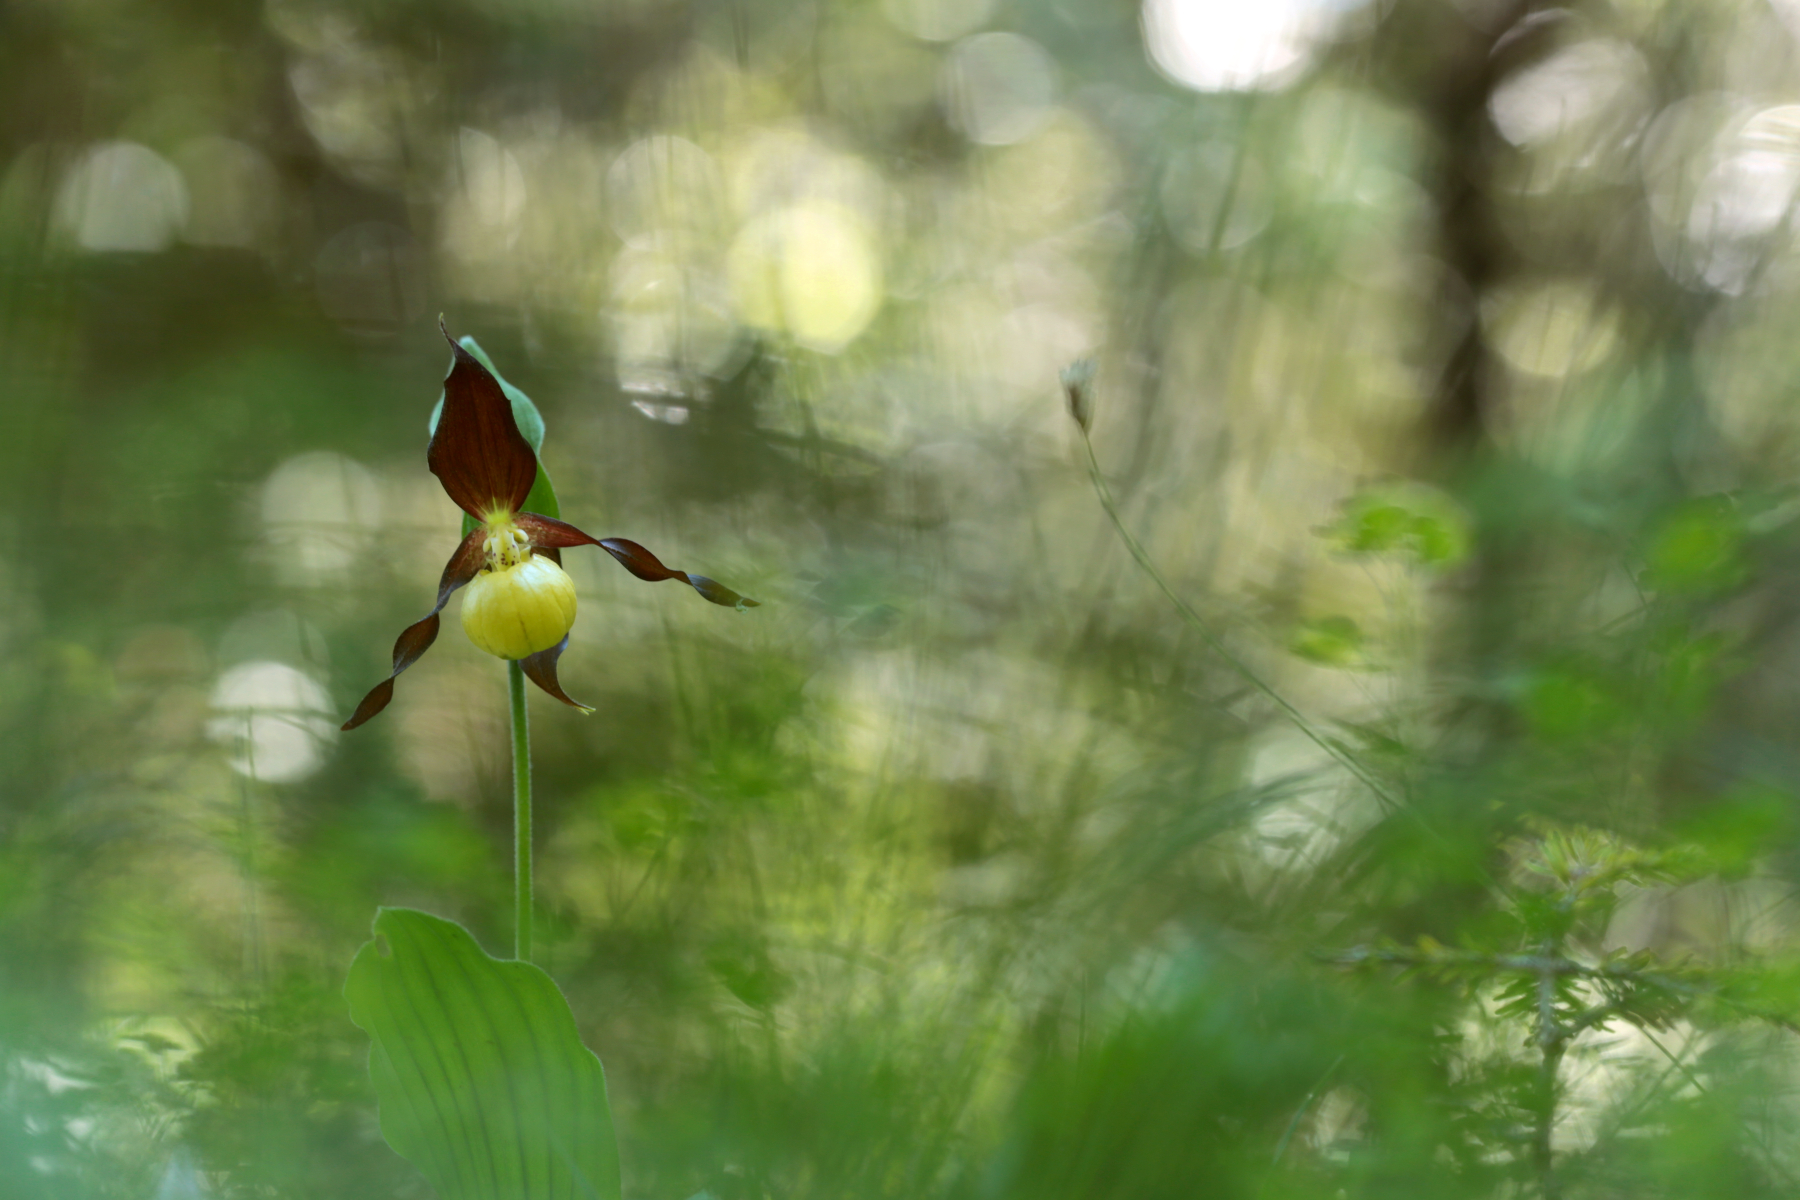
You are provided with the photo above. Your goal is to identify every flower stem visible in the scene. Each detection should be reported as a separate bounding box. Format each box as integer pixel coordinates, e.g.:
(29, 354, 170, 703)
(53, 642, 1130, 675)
(508, 658, 533, 963)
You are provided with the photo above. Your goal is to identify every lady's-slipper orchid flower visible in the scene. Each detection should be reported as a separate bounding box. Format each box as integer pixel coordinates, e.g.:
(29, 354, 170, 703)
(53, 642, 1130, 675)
(342, 322, 757, 731)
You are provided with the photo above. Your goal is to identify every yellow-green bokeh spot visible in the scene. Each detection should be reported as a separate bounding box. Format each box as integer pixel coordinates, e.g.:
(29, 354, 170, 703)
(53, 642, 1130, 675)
(727, 200, 882, 352)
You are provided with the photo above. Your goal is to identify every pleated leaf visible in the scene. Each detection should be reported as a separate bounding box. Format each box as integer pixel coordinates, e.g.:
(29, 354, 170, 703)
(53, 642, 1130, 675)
(345, 908, 620, 1200)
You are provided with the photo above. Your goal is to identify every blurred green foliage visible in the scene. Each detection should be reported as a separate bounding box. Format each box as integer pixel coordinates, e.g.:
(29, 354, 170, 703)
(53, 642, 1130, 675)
(9, 0, 1800, 1197)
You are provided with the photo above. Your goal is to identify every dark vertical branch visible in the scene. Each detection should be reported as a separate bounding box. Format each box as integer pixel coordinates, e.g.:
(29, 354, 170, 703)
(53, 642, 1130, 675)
(1533, 945, 1565, 1200)
(1354, 4, 1572, 751)
(1530, 883, 1581, 1200)
(1360, 1, 1571, 456)
(1417, 4, 1534, 457)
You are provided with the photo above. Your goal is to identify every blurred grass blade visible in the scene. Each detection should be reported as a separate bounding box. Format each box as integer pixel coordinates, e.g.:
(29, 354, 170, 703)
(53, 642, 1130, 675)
(344, 908, 620, 1200)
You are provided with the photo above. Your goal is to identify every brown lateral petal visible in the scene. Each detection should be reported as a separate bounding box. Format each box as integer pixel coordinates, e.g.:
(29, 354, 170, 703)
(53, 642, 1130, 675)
(519, 636, 594, 713)
(600, 537, 761, 608)
(341, 676, 398, 732)
(513, 511, 603, 550)
(341, 529, 487, 731)
(514, 515, 758, 608)
(682, 574, 755, 608)
(427, 527, 489, 612)
(427, 319, 539, 520)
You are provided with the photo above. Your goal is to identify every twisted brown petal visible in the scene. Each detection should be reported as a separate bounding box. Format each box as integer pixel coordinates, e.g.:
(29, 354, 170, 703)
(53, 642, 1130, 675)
(513, 513, 759, 609)
(342, 529, 487, 731)
(601, 537, 760, 608)
(427, 319, 539, 520)
(519, 636, 594, 713)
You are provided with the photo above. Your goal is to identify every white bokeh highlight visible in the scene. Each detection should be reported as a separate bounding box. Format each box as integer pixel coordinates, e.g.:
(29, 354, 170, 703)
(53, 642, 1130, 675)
(206, 661, 338, 783)
(55, 142, 189, 252)
(1488, 39, 1649, 149)
(942, 33, 1057, 145)
(1141, 0, 1357, 93)
(1686, 106, 1800, 294)
(259, 451, 384, 584)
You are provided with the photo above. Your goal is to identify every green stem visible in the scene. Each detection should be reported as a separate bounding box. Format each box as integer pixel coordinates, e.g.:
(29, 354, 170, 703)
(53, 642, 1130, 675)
(238, 717, 264, 990)
(509, 659, 533, 963)
(1270, 1053, 1344, 1167)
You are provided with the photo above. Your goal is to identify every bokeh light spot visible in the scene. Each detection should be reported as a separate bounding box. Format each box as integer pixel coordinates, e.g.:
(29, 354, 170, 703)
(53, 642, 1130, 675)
(942, 32, 1057, 146)
(453, 128, 527, 232)
(1141, 0, 1355, 93)
(606, 135, 728, 250)
(728, 202, 883, 352)
(206, 661, 337, 783)
(883, 0, 997, 42)
(609, 249, 743, 394)
(1484, 280, 1618, 380)
(55, 142, 188, 253)
(260, 452, 384, 583)
(1489, 39, 1649, 149)
(1159, 141, 1271, 253)
(1681, 106, 1800, 295)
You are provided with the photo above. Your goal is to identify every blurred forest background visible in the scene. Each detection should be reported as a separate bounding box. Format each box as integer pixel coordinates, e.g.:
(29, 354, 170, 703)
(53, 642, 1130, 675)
(11, 0, 1800, 1195)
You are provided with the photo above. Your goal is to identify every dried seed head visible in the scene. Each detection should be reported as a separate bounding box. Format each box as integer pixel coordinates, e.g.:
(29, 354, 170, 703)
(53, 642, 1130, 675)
(1060, 358, 1096, 432)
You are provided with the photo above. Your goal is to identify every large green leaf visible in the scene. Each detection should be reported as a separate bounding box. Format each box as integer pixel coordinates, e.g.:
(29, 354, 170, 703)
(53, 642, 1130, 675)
(429, 336, 561, 532)
(344, 908, 620, 1200)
